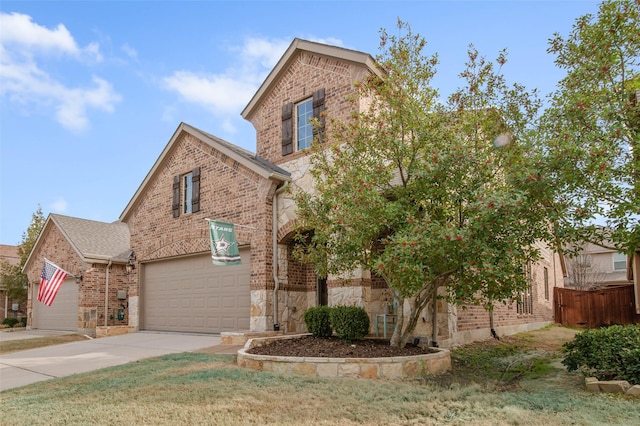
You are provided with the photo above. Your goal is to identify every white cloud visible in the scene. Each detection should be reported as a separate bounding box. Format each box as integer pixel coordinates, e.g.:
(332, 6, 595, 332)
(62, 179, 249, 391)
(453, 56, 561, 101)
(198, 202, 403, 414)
(163, 71, 257, 114)
(162, 37, 291, 133)
(240, 37, 291, 68)
(50, 198, 68, 213)
(121, 43, 138, 60)
(56, 77, 121, 131)
(162, 36, 338, 134)
(0, 12, 119, 131)
(0, 12, 102, 61)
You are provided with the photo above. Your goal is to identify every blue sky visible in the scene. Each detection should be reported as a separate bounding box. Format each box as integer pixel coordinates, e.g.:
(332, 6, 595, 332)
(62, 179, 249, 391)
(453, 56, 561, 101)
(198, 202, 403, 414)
(0, 0, 600, 246)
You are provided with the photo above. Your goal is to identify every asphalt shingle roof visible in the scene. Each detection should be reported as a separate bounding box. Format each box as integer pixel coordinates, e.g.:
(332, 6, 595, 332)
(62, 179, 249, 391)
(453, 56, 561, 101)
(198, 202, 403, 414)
(50, 214, 130, 261)
(186, 124, 291, 178)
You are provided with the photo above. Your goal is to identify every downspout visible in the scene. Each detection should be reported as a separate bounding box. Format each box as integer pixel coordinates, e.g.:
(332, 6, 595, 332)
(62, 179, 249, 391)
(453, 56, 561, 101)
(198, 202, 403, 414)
(489, 307, 499, 340)
(431, 293, 438, 347)
(105, 259, 112, 327)
(272, 184, 287, 331)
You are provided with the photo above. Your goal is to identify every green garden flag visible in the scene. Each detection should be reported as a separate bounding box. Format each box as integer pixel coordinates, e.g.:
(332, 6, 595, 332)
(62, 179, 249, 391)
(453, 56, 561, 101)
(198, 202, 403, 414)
(209, 220, 241, 265)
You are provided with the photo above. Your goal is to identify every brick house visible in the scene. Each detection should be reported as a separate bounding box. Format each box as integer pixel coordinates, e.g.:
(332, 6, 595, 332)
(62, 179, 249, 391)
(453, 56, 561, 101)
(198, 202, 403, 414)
(25, 39, 564, 345)
(0, 244, 20, 320)
(23, 214, 130, 334)
(563, 241, 633, 289)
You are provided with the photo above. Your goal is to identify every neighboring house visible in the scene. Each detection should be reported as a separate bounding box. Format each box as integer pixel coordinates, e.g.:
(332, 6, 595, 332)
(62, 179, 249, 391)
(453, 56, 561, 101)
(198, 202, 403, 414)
(564, 242, 632, 290)
(24, 39, 564, 346)
(0, 244, 20, 319)
(24, 215, 130, 334)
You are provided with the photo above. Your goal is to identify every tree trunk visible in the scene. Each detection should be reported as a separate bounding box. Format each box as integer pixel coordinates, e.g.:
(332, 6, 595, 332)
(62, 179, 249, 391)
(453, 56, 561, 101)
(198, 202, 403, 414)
(389, 285, 435, 348)
(389, 291, 404, 347)
(388, 272, 454, 348)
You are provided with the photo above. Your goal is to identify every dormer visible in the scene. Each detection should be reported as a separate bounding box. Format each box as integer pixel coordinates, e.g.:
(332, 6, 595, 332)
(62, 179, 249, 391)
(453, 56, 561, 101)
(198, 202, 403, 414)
(241, 38, 382, 165)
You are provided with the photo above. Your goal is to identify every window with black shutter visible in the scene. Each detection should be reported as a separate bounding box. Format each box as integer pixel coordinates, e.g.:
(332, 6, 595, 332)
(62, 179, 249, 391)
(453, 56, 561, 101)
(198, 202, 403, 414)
(191, 166, 200, 213)
(172, 175, 180, 218)
(312, 88, 325, 143)
(281, 87, 326, 156)
(172, 167, 201, 217)
(282, 102, 293, 156)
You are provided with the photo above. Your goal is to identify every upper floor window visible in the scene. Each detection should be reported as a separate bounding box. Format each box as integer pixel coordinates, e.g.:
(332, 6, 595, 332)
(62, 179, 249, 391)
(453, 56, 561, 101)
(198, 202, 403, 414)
(296, 98, 314, 150)
(172, 167, 200, 218)
(183, 172, 193, 214)
(613, 252, 627, 271)
(281, 88, 325, 156)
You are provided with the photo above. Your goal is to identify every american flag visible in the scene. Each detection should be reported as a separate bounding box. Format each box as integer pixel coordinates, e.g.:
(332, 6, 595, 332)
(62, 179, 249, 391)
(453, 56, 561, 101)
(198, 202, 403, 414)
(38, 259, 69, 306)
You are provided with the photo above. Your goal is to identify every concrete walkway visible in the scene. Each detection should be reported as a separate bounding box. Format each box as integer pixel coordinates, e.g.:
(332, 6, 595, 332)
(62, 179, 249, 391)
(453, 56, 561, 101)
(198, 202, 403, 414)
(0, 330, 238, 392)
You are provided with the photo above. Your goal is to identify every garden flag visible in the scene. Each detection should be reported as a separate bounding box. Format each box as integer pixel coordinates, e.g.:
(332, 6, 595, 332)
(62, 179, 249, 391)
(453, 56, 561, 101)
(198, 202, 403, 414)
(209, 220, 241, 265)
(38, 259, 69, 306)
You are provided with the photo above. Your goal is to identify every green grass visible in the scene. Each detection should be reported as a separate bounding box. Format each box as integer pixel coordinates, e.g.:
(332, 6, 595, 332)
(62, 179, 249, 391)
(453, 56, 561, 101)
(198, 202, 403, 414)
(0, 334, 89, 354)
(1, 328, 639, 425)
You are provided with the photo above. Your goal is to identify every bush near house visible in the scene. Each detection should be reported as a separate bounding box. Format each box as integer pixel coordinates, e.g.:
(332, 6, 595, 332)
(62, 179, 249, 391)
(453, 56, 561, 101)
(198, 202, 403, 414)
(330, 306, 370, 342)
(303, 306, 333, 337)
(303, 305, 371, 342)
(562, 324, 640, 385)
(2, 318, 18, 328)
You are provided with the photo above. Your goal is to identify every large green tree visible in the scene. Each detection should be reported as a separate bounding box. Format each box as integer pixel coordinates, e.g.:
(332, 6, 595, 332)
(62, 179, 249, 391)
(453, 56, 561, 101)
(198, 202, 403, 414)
(540, 0, 639, 253)
(0, 206, 46, 309)
(294, 22, 553, 347)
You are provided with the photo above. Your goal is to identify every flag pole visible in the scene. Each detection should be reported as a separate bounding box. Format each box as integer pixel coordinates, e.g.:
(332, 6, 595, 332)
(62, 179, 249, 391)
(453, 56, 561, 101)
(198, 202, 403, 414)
(43, 258, 72, 276)
(43, 258, 81, 281)
(204, 218, 259, 230)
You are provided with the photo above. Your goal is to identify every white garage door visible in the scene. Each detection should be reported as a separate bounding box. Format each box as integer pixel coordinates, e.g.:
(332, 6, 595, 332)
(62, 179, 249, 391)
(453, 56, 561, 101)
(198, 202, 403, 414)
(141, 249, 250, 333)
(32, 278, 78, 331)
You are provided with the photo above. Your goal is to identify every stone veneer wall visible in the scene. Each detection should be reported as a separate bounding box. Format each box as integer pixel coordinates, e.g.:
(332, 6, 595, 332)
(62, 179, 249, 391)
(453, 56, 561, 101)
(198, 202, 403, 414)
(237, 334, 452, 379)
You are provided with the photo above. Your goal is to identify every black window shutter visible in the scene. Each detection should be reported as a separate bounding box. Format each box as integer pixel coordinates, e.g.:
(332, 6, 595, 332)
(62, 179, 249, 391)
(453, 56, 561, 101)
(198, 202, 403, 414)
(172, 175, 180, 218)
(191, 166, 200, 213)
(312, 88, 326, 142)
(282, 102, 293, 156)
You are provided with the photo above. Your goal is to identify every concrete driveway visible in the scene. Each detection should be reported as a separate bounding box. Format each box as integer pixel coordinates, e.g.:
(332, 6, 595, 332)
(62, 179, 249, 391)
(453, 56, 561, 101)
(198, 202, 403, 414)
(0, 330, 221, 392)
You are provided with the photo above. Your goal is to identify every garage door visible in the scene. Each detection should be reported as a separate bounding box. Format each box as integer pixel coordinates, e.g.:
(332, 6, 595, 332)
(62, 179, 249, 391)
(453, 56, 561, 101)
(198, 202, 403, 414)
(141, 249, 250, 333)
(32, 278, 78, 331)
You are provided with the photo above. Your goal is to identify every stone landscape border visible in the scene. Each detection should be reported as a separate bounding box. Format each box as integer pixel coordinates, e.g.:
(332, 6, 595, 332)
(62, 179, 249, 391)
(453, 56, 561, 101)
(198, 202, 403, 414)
(237, 333, 452, 379)
(585, 377, 640, 398)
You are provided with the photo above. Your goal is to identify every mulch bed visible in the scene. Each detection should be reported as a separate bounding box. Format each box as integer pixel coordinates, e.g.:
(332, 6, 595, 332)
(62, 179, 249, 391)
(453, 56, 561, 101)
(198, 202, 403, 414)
(246, 335, 433, 358)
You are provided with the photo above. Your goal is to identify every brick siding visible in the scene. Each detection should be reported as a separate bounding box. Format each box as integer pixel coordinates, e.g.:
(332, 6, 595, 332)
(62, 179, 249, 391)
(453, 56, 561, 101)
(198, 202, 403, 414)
(124, 131, 279, 295)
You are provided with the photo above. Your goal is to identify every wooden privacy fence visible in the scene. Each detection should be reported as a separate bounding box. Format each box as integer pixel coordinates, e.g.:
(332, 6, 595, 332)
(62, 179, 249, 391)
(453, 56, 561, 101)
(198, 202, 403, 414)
(554, 285, 640, 328)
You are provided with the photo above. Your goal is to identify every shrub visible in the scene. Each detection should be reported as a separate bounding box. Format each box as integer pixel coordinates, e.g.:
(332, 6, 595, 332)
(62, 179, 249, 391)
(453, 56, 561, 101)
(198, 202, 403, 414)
(303, 306, 333, 337)
(562, 324, 640, 384)
(330, 305, 370, 342)
(2, 317, 18, 328)
(20, 317, 27, 327)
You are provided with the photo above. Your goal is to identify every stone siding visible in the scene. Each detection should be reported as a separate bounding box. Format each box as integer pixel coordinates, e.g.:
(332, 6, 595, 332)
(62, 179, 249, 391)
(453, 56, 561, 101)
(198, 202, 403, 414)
(238, 334, 452, 379)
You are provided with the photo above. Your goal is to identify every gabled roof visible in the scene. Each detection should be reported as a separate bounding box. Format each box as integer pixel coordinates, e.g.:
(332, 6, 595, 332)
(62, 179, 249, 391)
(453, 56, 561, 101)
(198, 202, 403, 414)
(23, 214, 131, 273)
(120, 122, 291, 221)
(241, 38, 381, 120)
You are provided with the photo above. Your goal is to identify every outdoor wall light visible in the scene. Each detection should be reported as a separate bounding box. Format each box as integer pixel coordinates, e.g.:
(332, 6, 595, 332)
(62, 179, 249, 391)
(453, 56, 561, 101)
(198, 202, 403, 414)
(75, 273, 83, 284)
(126, 252, 136, 274)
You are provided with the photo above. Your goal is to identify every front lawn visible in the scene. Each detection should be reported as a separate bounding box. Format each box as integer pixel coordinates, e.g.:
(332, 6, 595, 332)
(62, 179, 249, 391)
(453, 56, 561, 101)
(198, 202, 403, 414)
(1, 327, 638, 425)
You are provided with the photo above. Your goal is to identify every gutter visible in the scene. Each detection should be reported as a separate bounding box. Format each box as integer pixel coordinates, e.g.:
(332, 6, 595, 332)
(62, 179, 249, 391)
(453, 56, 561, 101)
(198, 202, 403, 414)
(272, 184, 288, 331)
(105, 259, 112, 327)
